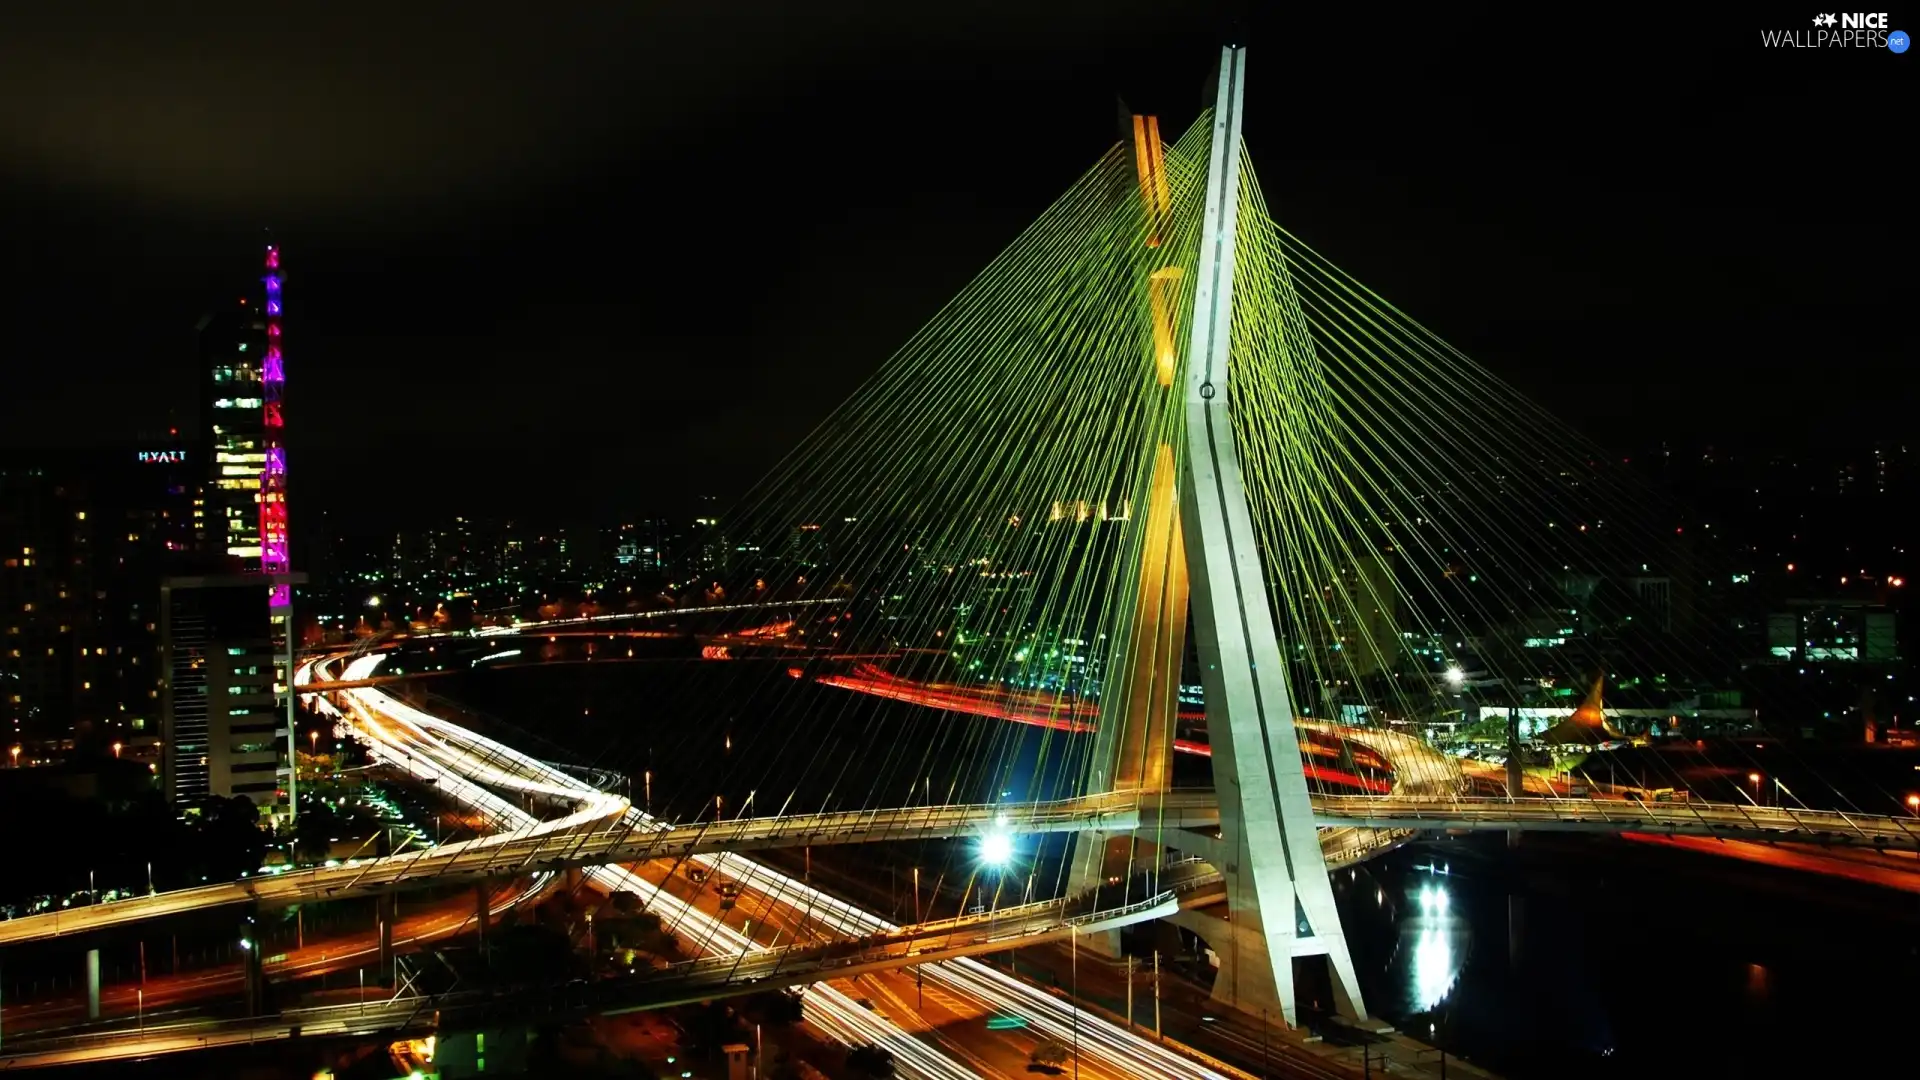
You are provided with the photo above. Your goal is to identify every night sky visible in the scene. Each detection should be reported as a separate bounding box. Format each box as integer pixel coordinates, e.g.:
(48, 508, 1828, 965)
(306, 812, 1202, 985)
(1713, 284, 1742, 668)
(0, 3, 1909, 527)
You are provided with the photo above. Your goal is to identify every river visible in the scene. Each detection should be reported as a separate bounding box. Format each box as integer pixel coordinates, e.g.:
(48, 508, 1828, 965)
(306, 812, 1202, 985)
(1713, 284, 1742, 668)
(428, 651, 1920, 1078)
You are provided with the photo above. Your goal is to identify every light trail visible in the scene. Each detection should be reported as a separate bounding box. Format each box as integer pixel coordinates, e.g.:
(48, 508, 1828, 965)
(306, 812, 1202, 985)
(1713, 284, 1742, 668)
(819, 664, 1394, 793)
(315, 654, 979, 1080)
(323, 650, 1238, 1079)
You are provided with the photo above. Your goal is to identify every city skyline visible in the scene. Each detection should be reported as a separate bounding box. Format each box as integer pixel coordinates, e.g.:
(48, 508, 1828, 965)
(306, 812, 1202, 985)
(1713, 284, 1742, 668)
(0, 17, 1914, 1078)
(0, 5, 1908, 525)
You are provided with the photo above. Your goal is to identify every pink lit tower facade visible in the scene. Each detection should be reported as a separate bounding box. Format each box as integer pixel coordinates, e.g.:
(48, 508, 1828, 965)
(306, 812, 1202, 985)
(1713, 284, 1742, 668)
(260, 245, 290, 603)
(163, 242, 302, 820)
(260, 243, 299, 818)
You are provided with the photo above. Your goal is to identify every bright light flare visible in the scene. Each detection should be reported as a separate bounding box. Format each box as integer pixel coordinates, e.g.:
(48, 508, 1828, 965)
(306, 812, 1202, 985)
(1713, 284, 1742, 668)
(978, 829, 1014, 868)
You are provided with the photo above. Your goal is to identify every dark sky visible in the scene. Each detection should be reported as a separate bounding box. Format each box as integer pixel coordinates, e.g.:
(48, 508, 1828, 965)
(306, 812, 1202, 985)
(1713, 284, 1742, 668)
(0, 2, 1910, 528)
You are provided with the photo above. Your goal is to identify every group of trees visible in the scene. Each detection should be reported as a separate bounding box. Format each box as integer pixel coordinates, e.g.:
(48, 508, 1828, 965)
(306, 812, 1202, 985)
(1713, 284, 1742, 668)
(0, 764, 271, 912)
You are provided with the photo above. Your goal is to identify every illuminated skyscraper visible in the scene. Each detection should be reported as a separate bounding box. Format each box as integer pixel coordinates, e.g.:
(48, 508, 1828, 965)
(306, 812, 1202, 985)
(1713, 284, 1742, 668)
(195, 297, 270, 565)
(164, 244, 300, 818)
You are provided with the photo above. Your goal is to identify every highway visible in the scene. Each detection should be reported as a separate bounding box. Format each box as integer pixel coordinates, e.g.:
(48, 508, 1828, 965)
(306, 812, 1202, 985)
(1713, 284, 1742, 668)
(7, 784, 1914, 950)
(1314, 793, 1920, 843)
(0, 995, 441, 1070)
(8, 718, 1914, 949)
(321, 654, 991, 1080)
(0, 878, 545, 1037)
(318, 651, 1253, 1080)
(16, 642, 1913, 1075)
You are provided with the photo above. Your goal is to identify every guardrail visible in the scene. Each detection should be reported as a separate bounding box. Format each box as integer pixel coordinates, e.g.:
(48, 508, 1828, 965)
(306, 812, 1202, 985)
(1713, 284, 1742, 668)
(11, 790, 1918, 945)
(0, 995, 436, 1062)
(1313, 794, 1920, 846)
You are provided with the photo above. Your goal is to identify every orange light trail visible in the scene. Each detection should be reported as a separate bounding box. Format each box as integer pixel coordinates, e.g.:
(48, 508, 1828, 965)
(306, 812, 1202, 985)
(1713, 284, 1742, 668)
(817, 665, 1393, 793)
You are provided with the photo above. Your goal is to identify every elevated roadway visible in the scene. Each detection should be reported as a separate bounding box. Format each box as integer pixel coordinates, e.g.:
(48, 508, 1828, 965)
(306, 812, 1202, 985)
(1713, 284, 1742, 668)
(7, 789, 1915, 946)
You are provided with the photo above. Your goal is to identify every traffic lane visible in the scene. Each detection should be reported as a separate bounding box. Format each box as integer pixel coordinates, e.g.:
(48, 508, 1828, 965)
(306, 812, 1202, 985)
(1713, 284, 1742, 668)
(612, 857, 1118, 1078)
(856, 965, 1131, 1080)
(1622, 831, 1920, 893)
(1007, 939, 1359, 1080)
(0, 879, 539, 1033)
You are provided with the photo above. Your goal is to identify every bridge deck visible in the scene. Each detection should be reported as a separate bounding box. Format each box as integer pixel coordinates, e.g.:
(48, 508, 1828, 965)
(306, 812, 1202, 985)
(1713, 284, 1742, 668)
(2, 792, 1913, 945)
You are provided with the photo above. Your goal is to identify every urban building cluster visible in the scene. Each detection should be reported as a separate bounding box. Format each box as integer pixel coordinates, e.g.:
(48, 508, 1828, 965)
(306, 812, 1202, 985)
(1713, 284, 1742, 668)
(2, 247, 1910, 818)
(3, 245, 299, 817)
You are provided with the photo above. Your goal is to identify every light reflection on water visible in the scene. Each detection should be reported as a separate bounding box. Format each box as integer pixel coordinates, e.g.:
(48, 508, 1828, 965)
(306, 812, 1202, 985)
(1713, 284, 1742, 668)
(1407, 877, 1465, 1013)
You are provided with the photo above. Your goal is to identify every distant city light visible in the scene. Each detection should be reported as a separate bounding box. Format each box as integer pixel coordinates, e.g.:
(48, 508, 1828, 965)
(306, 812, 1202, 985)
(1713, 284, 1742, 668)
(1443, 666, 1465, 688)
(367, 596, 382, 608)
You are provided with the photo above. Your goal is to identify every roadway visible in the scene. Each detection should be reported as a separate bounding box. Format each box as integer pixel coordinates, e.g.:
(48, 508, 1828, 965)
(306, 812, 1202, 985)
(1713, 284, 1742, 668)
(322, 658, 996, 1080)
(0, 877, 545, 1038)
(0, 996, 440, 1070)
(319, 652, 1256, 1080)
(8, 783, 1915, 951)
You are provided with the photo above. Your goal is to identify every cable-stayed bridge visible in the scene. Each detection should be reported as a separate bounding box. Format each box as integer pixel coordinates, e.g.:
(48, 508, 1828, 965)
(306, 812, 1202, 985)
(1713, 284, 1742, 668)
(6, 782, 1915, 949)
(6, 47, 1908, 1071)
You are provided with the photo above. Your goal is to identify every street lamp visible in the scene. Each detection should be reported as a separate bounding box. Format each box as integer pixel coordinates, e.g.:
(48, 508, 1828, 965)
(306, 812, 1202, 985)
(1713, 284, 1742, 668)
(1906, 794, 1919, 818)
(9, 744, 19, 767)
(112, 741, 122, 758)
(1748, 772, 1763, 804)
(978, 829, 1014, 870)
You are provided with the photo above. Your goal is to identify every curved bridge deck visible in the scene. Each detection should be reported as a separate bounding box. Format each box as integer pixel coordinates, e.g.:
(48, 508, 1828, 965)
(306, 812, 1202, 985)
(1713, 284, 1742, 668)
(4, 791, 1914, 945)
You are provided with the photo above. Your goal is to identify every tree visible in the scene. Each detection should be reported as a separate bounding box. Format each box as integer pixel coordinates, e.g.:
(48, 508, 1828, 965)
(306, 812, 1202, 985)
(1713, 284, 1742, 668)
(491, 924, 576, 985)
(748, 989, 804, 1025)
(683, 1001, 744, 1054)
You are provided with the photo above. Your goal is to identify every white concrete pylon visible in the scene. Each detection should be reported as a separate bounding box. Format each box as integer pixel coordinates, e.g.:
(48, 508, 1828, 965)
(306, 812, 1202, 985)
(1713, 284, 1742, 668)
(1174, 43, 1367, 1027)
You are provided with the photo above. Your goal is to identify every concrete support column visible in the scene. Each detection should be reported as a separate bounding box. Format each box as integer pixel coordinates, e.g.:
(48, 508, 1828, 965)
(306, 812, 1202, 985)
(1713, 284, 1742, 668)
(1507, 706, 1524, 849)
(86, 949, 100, 1020)
(475, 884, 491, 956)
(1505, 706, 1524, 797)
(377, 892, 396, 982)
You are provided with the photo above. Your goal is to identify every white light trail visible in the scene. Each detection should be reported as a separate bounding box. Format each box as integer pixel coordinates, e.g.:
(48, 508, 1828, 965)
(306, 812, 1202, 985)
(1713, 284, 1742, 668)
(318, 652, 976, 1080)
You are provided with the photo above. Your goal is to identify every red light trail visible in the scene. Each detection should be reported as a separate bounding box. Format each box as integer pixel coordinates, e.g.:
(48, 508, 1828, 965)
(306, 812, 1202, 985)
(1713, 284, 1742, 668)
(817, 664, 1392, 793)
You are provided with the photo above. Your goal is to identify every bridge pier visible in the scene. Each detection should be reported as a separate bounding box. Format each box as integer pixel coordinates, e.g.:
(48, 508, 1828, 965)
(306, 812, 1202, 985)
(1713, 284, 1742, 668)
(1506, 706, 1525, 798)
(376, 892, 396, 982)
(240, 909, 265, 1016)
(1169, 904, 1362, 1024)
(85, 948, 99, 1021)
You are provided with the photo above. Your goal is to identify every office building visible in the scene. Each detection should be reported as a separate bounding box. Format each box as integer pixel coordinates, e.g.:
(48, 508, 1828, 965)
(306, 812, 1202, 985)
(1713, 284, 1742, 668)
(159, 243, 300, 817)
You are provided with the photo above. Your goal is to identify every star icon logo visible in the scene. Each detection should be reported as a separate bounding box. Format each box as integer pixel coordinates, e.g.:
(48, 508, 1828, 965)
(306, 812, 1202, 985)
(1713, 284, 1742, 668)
(1813, 13, 1837, 27)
